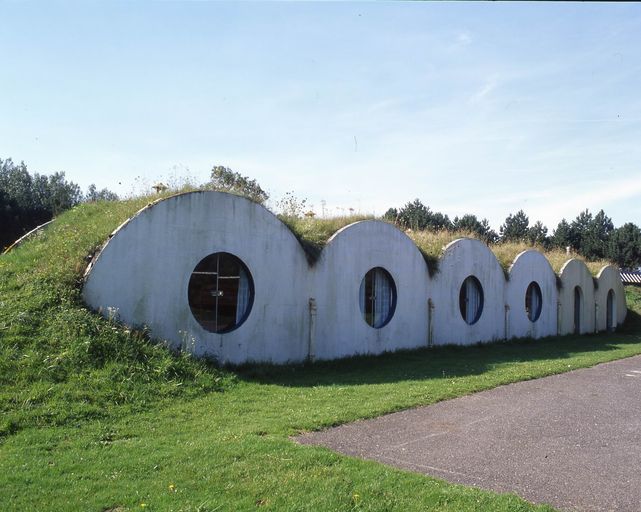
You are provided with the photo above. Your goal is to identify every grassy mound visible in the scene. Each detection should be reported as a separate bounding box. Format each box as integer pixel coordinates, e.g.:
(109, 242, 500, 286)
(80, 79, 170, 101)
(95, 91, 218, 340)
(0, 196, 233, 438)
(0, 192, 616, 438)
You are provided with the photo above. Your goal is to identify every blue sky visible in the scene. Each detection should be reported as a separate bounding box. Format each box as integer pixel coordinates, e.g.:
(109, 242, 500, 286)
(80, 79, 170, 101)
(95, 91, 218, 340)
(1, 1, 641, 230)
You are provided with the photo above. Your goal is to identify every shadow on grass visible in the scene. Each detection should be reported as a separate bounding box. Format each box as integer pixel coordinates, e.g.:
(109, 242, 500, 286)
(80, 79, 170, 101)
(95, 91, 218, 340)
(236, 329, 641, 388)
(620, 308, 641, 334)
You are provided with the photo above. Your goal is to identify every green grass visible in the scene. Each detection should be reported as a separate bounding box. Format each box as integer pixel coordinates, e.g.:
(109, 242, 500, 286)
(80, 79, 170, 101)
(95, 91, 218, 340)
(278, 214, 375, 264)
(2, 196, 641, 511)
(0, 196, 233, 437)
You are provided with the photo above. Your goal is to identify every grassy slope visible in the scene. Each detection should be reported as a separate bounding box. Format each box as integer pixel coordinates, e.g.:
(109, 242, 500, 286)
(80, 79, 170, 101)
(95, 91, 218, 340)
(0, 197, 232, 436)
(2, 197, 641, 511)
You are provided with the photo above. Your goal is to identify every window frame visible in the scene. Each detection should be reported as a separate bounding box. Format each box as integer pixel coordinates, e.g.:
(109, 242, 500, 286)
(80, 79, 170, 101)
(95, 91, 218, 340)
(459, 275, 484, 325)
(187, 251, 255, 334)
(525, 281, 543, 323)
(359, 266, 398, 329)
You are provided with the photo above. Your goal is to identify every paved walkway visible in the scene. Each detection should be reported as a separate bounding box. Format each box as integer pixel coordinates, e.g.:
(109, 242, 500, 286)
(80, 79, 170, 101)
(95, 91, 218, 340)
(297, 355, 641, 512)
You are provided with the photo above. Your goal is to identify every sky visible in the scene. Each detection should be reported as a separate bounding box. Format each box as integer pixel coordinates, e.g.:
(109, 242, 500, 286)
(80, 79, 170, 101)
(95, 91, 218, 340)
(1, 1, 641, 231)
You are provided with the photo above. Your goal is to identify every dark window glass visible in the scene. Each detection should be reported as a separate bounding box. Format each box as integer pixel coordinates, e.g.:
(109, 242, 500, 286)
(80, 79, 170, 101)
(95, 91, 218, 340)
(359, 267, 397, 329)
(459, 276, 483, 325)
(606, 289, 615, 332)
(525, 281, 543, 322)
(188, 252, 254, 333)
(573, 286, 582, 334)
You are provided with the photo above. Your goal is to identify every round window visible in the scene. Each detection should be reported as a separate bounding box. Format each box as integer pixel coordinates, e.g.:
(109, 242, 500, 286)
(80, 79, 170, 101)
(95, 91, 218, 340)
(359, 267, 397, 329)
(188, 252, 254, 333)
(525, 281, 542, 322)
(459, 275, 483, 325)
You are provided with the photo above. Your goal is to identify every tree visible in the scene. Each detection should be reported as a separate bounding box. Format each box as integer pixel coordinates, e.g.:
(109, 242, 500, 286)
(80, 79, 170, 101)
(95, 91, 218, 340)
(568, 209, 613, 260)
(500, 210, 530, 243)
(394, 199, 451, 231)
(0, 159, 34, 212)
(382, 208, 398, 223)
(86, 184, 119, 202)
(478, 218, 499, 244)
(608, 223, 641, 270)
(428, 211, 452, 231)
(209, 166, 269, 204)
(585, 209, 614, 260)
(528, 221, 549, 247)
(0, 158, 82, 249)
(395, 199, 430, 230)
(452, 214, 498, 244)
(47, 172, 82, 214)
(551, 219, 572, 250)
(0, 188, 19, 247)
(568, 209, 592, 253)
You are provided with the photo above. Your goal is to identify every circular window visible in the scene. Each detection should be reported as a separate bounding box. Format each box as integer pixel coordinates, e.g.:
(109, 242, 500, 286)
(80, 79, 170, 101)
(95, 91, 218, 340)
(188, 252, 254, 333)
(525, 281, 543, 322)
(359, 267, 397, 329)
(459, 275, 483, 325)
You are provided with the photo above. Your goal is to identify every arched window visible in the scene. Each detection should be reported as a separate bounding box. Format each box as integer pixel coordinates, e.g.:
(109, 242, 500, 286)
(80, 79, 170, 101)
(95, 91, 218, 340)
(606, 289, 616, 332)
(359, 267, 397, 329)
(459, 276, 483, 325)
(188, 252, 254, 333)
(525, 281, 543, 322)
(573, 286, 582, 335)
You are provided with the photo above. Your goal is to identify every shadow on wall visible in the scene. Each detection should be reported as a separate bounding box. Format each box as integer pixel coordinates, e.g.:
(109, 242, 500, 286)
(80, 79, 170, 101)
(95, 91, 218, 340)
(235, 331, 640, 388)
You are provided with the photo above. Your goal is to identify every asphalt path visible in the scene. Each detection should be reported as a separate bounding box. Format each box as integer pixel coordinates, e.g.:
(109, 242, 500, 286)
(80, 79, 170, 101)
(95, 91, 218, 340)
(296, 355, 641, 511)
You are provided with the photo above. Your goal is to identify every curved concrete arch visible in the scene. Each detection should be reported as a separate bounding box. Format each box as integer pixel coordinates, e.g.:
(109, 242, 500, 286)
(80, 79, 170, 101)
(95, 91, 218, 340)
(83, 191, 311, 364)
(595, 265, 627, 331)
(431, 238, 506, 345)
(311, 220, 430, 360)
(558, 259, 596, 335)
(3, 219, 55, 254)
(506, 250, 558, 339)
(82, 192, 629, 364)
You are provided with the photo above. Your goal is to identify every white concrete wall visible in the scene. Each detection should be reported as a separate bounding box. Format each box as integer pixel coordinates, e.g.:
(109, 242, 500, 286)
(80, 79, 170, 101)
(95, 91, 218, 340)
(558, 259, 596, 335)
(83, 191, 311, 365)
(431, 238, 506, 345)
(506, 250, 558, 339)
(595, 265, 627, 331)
(83, 191, 628, 364)
(311, 220, 430, 360)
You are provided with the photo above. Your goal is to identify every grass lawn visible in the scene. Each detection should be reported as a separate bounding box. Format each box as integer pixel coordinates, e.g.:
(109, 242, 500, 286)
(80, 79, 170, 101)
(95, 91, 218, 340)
(2, 198, 641, 511)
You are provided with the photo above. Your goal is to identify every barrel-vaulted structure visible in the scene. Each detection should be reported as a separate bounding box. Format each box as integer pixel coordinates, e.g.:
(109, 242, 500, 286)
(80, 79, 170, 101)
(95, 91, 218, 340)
(595, 265, 627, 332)
(83, 191, 627, 364)
(83, 191, 311, 364)
(311, 220, 430, 360)
(558, 259, 597, 335)
(506, 250, 558, 340)
(430, 238, 505, 345)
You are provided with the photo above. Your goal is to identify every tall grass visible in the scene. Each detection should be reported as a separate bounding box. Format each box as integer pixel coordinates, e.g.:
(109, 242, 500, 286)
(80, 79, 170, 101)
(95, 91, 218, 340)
(490, 241, 610, 275)
(279, 215, 614, 276)
(278, 214, 375, 264)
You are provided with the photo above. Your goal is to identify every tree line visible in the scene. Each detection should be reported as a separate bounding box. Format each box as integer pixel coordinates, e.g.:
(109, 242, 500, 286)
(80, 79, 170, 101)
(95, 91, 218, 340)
(0, 158, 118, 250)
(0, 161, 268, 251)
(384, 199, 641, 270)
(3, 160, 640, 270)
